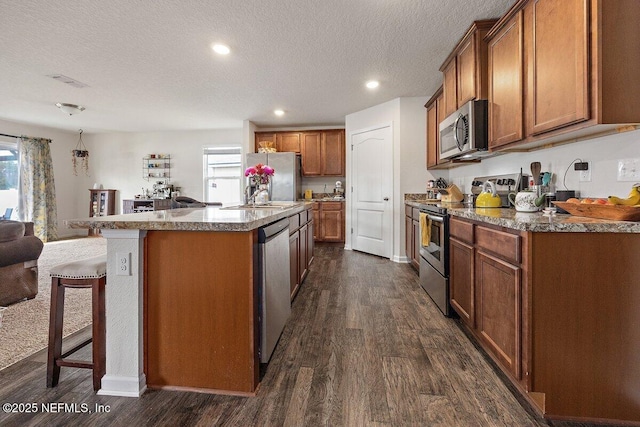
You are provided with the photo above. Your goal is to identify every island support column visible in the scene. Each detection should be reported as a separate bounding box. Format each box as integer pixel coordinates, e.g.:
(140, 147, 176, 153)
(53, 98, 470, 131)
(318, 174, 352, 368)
(97, 229, 147, 397)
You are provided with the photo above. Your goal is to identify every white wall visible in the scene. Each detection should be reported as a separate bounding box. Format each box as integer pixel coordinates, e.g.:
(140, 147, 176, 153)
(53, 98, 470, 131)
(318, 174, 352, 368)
(83, 128, 243, 216)
(0, 118, 82, 238)
(446, 129, 640, 198)
(345, 97, 430, 261)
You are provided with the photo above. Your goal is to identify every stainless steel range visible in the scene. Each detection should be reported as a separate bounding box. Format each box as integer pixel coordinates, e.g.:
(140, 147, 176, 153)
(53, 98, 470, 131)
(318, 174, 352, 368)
(419, 172, 526, 317)
(470, 172, 526, 207)
(418, 202, 460, 317)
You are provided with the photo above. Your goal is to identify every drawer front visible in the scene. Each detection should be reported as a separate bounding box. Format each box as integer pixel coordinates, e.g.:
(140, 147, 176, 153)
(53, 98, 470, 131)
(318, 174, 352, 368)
(475, 226, 520, 264)
(405, 205, 413, 216)
(322, 201, 343, 211)
(299, 209, 308, 224)
(412, 207, 420, 221)
(289, 214, 300, 234)
(450, 217, 474, 243)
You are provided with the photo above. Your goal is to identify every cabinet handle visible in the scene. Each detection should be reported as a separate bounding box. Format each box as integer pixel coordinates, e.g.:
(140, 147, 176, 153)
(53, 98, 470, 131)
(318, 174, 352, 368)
(383, 197, 389, 201)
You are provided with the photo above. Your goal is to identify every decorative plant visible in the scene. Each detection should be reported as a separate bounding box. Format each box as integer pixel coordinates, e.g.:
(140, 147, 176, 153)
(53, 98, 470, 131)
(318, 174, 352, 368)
(71, 129, 89, 176)
(244, 163, 275, 186)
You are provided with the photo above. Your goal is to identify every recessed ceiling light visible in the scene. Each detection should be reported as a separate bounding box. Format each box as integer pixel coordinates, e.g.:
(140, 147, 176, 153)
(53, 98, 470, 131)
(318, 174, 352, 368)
(366, 80, 379, 89)
(212, 44, 230, 55)
(274, 109, 285, 116)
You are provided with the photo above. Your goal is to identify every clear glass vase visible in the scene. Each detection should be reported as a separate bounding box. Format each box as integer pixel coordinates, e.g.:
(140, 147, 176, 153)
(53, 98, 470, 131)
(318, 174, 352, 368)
(254, 184, 269, 205)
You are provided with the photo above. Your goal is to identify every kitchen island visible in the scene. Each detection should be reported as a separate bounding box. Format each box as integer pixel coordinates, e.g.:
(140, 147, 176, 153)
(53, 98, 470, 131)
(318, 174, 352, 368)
(65, 202, 311, 397)
(442, 207, 640, 425)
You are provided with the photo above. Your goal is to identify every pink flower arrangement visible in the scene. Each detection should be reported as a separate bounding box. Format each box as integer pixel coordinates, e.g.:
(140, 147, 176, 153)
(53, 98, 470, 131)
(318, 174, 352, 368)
(245, 163, 275, 185)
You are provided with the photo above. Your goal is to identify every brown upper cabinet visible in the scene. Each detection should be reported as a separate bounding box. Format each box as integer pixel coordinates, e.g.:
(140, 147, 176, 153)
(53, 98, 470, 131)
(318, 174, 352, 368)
(486, 0, 640, 151)
(528, 0, 588, 135)
(301, 130, 345, 177)
(442, 60, 458, 118)
(425, 86, 447, 169)
(440, 20, 497, 117)
(254, 130, 345, 176)
(487, 10, 524, 148)
(276, 132, 301, 153)
(321, 130, 345, 176)
(300, 132, 322, 174)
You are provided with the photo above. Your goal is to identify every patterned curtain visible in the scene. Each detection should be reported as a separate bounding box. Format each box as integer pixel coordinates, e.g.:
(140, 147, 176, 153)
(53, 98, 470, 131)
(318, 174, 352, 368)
(18, 136, 58, 242)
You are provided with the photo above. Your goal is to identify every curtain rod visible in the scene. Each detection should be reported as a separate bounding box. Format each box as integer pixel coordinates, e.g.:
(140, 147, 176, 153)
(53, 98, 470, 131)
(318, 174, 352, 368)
(0, 133, 52, 142)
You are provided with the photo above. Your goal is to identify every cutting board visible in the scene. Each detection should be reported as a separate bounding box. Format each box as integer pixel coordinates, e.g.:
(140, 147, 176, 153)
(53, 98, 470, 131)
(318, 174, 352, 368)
(553, 202, 640, 221)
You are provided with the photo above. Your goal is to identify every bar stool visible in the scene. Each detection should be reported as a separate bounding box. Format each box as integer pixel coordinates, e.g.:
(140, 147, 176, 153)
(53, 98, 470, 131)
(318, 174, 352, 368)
(47, 255, 107, 391)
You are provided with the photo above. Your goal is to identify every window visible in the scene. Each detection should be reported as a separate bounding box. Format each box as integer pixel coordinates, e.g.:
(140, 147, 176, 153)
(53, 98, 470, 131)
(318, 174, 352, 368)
(0, 141, 18, 220)
(203, 147, 243, 204)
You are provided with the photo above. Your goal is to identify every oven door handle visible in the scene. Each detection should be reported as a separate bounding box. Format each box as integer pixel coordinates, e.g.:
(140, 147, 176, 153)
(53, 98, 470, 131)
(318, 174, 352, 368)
(426, 214, 445, 223)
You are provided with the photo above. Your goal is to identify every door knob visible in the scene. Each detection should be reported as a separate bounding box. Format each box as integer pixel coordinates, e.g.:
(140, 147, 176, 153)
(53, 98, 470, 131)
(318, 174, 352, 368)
(383, 197, 389, 201)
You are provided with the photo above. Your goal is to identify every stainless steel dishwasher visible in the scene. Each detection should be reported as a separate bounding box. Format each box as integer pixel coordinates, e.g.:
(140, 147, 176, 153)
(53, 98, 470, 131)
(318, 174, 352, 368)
(258, 218, 291, 363)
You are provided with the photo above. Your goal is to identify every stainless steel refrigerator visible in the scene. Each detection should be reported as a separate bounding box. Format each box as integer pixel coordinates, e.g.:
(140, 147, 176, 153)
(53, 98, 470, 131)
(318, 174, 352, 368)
(246, 152, 302, 201)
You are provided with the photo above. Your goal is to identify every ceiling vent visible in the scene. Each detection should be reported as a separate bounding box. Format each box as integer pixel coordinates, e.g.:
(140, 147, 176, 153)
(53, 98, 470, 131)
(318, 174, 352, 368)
(47, 74, 89, 89)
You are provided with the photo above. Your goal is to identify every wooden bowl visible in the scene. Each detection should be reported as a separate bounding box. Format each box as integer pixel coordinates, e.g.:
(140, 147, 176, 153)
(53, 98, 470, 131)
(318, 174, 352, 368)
(552, 201, 640, 221)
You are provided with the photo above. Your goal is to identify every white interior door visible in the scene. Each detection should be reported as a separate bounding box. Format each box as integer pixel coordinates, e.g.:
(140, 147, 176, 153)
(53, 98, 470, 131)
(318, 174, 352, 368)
(351, 125, 393, 258)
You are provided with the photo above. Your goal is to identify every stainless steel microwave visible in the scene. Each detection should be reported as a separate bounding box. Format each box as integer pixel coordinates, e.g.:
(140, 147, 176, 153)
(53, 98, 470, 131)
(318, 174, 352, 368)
(439, 100, 488, 160)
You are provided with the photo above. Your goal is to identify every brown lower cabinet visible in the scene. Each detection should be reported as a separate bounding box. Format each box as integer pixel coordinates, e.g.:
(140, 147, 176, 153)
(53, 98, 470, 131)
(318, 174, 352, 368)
(289, 206, 313, 300)
(404, 205, 420, 270)
(313, 201, 345, 242)
(449, 216, 640, 424)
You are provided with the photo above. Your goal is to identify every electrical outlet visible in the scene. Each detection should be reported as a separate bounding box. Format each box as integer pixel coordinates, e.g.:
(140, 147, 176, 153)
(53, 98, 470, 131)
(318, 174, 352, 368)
(617, 158, 640, 182)
(579, 161, 591, 182)
(116, 252, 131, 276)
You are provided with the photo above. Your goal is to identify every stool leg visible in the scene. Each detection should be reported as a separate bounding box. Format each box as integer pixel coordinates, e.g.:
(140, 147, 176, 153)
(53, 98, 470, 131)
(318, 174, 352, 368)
(47, 278, 65, 388)
(91, 277, 106, 391)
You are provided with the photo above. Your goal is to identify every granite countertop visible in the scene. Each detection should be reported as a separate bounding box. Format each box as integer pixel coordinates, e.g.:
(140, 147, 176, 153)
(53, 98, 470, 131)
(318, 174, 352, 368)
(404, 200, 640, 233)
(299, 198, 345, 202)
(65, 202, 312, 232)
(451, 207, 640, 233)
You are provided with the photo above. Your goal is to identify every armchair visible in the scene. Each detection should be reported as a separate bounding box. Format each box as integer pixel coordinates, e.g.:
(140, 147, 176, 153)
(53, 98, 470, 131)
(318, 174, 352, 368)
(0, 221, 44, 306)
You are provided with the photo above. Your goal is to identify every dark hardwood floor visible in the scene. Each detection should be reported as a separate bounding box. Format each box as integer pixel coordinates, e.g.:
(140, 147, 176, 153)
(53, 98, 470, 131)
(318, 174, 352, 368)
(0, 243, 608, 426)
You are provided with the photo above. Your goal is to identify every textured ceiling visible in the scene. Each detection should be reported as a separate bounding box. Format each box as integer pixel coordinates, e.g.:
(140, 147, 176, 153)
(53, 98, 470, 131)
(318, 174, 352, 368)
(0, 0, 514, 133)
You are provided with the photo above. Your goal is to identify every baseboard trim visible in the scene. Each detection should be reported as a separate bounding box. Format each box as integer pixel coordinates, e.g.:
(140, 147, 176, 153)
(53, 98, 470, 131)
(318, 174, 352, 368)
(97, 374, 147, 397)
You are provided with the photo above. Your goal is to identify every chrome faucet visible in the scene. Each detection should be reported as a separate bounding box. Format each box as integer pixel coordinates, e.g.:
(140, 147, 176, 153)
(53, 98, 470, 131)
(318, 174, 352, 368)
(245, 185, 258, 205)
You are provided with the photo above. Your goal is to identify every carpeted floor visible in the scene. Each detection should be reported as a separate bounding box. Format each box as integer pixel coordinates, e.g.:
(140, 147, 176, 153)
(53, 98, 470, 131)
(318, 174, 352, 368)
(0, 237, 107, 370)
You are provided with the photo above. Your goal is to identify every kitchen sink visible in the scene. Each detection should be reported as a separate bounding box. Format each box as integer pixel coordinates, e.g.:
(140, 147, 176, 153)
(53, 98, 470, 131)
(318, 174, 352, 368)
(221, 202, 298, 210)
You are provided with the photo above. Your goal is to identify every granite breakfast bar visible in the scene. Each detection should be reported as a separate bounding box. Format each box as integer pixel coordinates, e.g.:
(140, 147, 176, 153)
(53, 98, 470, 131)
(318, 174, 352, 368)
(65, 202, 310, 397)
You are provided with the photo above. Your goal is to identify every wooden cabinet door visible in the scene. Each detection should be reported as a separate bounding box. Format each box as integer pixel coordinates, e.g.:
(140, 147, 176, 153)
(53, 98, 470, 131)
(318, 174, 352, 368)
(301, 132, 322, 176)
(299, 223, 309, 282)
(476, 250, 522, 380)
(488, 11, 524, 148)
(289, 231, 300, 299)
(528, 0, 589, 135)
(456, 34, 477, 107)
(412, 219, 420, 270)
(312, 203, 321, 241)
(442, 59, 458, 117)
(321, 130, 345, 176)
(435, 92, 449, 167)
(426, 101, 438, 168)
(450, 237, 475, 327)
(405, 215, 413, 263)
(320, 202, 344, 242)
(276, 132, 302, 153)
(306, 216, 314, 267)
(255, 132, 277, 153)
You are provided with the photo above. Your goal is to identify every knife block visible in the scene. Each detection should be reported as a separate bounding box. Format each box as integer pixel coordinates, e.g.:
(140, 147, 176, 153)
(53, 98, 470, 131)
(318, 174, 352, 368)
(439, 184, 464, 203)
